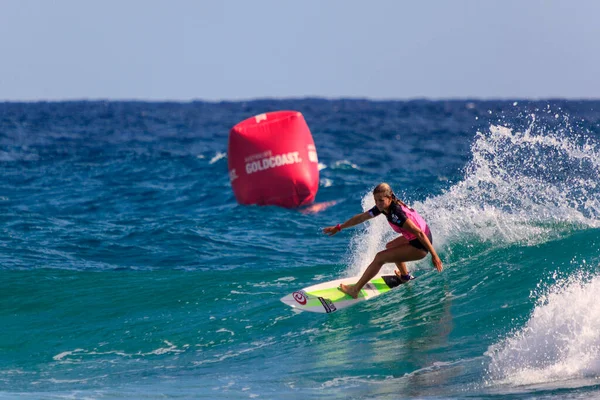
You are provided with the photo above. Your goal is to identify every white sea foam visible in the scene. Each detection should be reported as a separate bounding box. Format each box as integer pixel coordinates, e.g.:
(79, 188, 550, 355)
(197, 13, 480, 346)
(419, 121, 600, 248)
(275, 276, 296, 282)
(192, 339, 276, 366)
(320, 178, 333, 187)
(209, 152, 227, 164)
(332, 160, 360, 170)
(485, 270, 600, 386)
(53, 349, 86, 361)
(146, 340, 187, 355)
(52, 340, 187, 361)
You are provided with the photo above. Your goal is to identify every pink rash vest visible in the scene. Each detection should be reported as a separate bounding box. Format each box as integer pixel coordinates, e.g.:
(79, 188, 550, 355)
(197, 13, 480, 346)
(368, 202, 431, 242)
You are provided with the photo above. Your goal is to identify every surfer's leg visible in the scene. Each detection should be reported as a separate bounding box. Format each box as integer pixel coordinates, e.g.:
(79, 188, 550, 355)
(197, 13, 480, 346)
(386, 236, 409, 249)
(340, 245, 427, 299)
(394, 262, 409, 276)
(340, 259, 384, 298)
(386, 237, 410, 277)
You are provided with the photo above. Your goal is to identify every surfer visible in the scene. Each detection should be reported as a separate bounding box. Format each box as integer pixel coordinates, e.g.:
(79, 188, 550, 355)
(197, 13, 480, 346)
(323, 183, 443, 299)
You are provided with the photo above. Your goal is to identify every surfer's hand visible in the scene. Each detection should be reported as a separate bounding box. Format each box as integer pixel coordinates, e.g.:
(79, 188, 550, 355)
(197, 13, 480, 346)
(432, 255, 443, 272)
(323, 224, 341, 236)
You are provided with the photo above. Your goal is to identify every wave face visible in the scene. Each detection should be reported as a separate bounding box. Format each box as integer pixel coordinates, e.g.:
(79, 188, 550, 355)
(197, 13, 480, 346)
(1, 100, 599, 399)
(486, 272, 600, 387)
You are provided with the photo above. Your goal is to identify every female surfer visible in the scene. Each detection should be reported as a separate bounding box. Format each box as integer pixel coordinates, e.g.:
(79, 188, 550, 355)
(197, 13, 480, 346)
(323, 183, 443, 299)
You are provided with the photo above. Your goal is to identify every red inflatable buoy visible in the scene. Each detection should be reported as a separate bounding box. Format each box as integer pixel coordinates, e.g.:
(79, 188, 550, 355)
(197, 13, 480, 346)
(228, 111, 319, 208)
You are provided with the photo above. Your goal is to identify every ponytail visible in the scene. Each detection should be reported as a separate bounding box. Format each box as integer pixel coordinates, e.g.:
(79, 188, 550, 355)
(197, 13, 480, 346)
(391, 192, 412, 210)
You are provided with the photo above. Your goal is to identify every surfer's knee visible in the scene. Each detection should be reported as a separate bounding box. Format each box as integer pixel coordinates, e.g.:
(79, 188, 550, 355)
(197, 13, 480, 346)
(415, 249, 428, 260)
(386, 237, 406, 249)
(373, 251, 388, 265)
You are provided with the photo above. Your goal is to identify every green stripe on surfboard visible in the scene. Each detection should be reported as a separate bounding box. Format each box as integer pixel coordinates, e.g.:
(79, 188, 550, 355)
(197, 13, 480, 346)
(303, 276, 393, 307)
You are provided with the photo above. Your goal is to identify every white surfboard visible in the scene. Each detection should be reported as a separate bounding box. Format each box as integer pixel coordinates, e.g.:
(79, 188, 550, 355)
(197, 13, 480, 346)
(280, 274, 410, 313)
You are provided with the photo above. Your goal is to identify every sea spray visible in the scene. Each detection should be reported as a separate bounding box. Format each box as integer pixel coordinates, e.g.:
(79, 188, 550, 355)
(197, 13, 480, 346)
(485, 269, 600, 386)
(420, 118, 600, 249)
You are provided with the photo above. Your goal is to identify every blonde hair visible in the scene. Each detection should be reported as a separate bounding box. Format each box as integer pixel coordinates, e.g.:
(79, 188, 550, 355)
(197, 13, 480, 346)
(373, 182, 412, 210)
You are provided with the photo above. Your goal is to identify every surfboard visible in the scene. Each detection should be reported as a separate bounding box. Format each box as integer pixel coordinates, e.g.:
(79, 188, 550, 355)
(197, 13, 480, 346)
(280, 274, 410, 313)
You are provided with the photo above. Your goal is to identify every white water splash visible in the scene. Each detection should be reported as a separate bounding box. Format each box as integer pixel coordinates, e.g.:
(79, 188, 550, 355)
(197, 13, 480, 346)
(420, 120, 600, 248)
(345, 189, 398, 276)
(485, 270, 600, 386)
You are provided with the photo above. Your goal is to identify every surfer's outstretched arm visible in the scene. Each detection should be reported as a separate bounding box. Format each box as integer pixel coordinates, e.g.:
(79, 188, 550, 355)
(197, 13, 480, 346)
(323, 211, 373, 236)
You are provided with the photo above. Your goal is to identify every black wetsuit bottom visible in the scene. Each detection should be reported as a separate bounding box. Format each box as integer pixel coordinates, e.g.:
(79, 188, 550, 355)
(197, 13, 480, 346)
(408, 231, 433, 252)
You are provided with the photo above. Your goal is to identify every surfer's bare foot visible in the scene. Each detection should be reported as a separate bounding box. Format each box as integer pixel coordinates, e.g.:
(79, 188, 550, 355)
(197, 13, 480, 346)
(394, 269, 401, 278)
(339, 283, 358, 299)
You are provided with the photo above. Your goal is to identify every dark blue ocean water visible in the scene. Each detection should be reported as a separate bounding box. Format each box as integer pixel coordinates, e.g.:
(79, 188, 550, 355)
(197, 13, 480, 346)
(1, 99, 600, 399)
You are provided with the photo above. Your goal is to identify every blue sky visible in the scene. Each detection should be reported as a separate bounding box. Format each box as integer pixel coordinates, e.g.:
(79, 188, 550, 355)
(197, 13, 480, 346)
(1, 0, 599, 101)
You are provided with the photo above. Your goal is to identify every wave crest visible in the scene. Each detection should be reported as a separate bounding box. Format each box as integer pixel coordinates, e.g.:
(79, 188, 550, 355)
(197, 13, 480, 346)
(485, 270, 600, 386)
